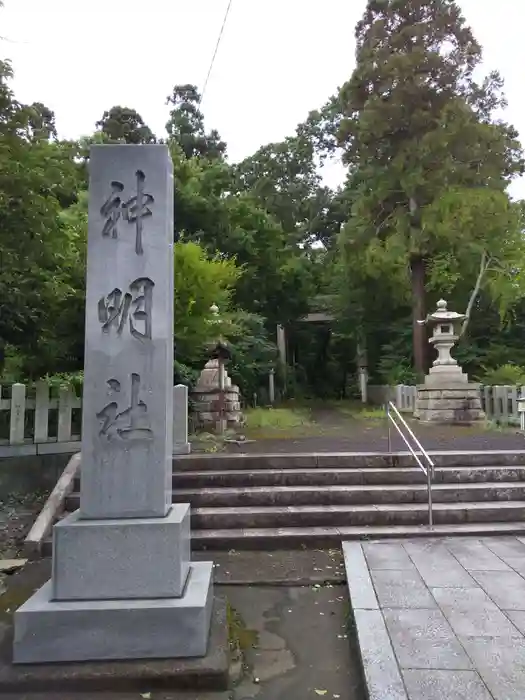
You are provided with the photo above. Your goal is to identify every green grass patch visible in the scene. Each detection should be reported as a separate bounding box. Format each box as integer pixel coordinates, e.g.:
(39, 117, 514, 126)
(245, 407, 313, 431)
(335, 402, 386, 421)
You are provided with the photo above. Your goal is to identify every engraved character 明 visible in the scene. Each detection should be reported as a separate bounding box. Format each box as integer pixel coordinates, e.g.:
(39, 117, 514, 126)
(98, 277, 154, 340)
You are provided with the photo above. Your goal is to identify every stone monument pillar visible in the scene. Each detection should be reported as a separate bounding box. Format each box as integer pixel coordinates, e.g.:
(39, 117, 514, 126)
(414, 299, 484, 424)
(13, 145, 213, 663)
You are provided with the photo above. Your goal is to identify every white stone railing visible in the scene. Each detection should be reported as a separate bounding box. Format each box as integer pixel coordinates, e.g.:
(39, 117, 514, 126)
(369, 384, 525, 422)
(0, 382, 189, 456)
(2, 380, 523, 455)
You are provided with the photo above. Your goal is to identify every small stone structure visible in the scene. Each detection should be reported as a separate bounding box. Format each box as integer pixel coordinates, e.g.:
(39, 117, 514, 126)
(192, 358, 244, 431)
(414, 299, 484, 424)
(173, 384, 191, 454)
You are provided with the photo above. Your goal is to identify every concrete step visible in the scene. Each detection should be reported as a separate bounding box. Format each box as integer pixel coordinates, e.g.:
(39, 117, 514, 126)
(70, 466, 525, 498)
(172, 451, 525, 471)
(42, 519, 525, 555)
(190, 501, 525, 530)
(191, 521, 525, 550)
(176, 482, 525, 506)
(169, 465, 525, 488)
(65, 481, 525, 511)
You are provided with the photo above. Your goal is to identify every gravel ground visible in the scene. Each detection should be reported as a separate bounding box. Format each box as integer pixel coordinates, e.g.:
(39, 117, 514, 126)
(222, 410, 525, 454)
(0, 491, 48, 580)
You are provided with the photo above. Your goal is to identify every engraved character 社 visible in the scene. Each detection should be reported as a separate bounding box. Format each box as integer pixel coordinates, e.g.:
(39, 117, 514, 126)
(98, 277, 154, 340)
(97, 373, 153, 441)
(100, 170, 154, 255)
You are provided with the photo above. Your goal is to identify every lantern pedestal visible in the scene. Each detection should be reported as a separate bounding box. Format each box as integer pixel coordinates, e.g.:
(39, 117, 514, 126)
(414, 299, 485, 425)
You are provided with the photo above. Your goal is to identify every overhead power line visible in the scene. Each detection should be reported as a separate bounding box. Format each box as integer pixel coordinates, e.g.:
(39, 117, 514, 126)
(200, 0, 233, 105)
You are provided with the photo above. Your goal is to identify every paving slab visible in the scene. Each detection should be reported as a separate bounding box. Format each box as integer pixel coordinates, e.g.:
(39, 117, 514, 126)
(402, 669, 492, 700)
(445, 538, 511, 571)
(469, 570, 525, 610)
(363, 542, 415, 570)
(383, 607, 472, 670)
(404, 543, 475, 587)
(431, 587, 521, 638)
(459, 635, 525, 700)
(370, 570, 437, 609)
(353, 609, 406, 700)
(343, 535, 525, 700)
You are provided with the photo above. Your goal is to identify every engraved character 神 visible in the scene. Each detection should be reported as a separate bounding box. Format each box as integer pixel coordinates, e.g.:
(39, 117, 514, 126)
(122, 170, 154, 255)
(97, 373, 153, 441)
(100, 181, 125, 239)
(98, 277, 154, 340)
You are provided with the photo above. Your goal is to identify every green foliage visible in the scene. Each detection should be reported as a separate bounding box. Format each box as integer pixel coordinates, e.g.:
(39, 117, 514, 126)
(4, 22, 525, 404)
(376, 354, 418, 386)
(332, 0, 524, 372)
(479, 364, 525, 387)
(174, 240, 241, 361)
(0, 57, 83, 378)
(166, 85, 226, 160)
(173, 361, 200, 389)
(41, 370, 84, 393)
(169, 143, 313, 325)
(225, 313, 277, 400)
(96, 106, 156, 144)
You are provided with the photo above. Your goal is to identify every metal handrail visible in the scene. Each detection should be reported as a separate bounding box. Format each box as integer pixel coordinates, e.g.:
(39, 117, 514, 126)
(386, 401, 435, 527)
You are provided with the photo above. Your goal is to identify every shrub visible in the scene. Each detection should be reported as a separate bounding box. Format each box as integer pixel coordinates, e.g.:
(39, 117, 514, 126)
(480, 364, 525, 386)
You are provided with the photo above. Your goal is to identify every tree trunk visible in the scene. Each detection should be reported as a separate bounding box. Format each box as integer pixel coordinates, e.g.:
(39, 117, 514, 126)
(460, 250, 489, 339)
(410, 255, 426, 377)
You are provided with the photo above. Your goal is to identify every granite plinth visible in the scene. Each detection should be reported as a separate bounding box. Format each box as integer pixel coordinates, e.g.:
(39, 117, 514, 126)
(423, 369, 469, 389)
(1, 595, 228, 693)
(415, 383, 485, 424)
(80, 144, 174, 520)
(13, 561, 213, 664)
(52, 505, 190, 601)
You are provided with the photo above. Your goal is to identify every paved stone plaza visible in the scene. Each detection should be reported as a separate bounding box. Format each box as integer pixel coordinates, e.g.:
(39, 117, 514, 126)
(344, 536, 525, 700)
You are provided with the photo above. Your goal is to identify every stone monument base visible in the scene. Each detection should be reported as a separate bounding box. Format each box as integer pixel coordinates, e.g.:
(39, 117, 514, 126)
(0, 592, 228, 694)
(415, 383, 485, 424)
(13, 561, 213, 664)
(52, 506, 191, 600)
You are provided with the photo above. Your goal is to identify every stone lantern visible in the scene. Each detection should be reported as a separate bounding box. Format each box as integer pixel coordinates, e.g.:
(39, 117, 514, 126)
(414, 299, 484, 424)
(190, 304, 244, 433)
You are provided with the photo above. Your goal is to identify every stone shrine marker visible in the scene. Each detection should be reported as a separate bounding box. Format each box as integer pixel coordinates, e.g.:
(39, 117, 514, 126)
(81, 147, 173, 519)
(13, 145, 213, 663)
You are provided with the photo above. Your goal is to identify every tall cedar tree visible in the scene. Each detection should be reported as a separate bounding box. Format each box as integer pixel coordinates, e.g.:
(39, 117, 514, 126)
(96, 106, 156, 144)
(337, 0, 523, 373)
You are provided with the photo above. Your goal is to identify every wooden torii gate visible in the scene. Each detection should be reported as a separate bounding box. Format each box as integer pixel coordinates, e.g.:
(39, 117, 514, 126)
(275, 315, 369, 403)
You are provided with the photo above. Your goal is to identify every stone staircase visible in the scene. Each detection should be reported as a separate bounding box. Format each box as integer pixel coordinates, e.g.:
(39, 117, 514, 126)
(41, 451, 525, 553)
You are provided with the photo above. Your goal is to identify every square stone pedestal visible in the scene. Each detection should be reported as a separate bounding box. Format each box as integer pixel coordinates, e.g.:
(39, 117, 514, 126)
(52, 505, 191, 600)
(13, 561, 213, 664)
(13, 503, 213, 664)
(415, 384, 485, 424)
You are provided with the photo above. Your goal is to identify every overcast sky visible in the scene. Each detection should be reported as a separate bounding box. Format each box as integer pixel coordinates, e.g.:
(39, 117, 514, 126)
(2, 0, 524, 196)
